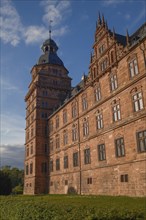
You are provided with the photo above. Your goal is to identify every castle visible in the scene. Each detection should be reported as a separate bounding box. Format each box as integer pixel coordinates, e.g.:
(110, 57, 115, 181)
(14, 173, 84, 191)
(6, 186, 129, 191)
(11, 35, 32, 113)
(24, 15, 146, 196)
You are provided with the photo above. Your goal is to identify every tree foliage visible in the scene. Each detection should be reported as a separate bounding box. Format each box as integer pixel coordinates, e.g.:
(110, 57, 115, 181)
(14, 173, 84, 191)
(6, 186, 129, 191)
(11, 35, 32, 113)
(0, 166, 24, 195)
(0, 170, 12, 195)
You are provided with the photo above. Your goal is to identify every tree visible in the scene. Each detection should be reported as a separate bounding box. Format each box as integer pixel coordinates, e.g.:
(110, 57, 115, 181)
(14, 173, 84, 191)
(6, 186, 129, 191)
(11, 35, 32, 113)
(0, 170, 12, 195)
(1, 166, 24, 194)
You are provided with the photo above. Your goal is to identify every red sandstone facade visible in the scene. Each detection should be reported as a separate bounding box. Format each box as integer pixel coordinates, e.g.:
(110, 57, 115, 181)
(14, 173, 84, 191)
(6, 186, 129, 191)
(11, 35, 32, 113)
(24, 15, 146, 196)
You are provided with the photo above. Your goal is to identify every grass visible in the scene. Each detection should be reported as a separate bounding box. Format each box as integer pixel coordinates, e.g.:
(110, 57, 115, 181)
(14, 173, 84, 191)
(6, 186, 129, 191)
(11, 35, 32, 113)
(0, 194, 145, 220)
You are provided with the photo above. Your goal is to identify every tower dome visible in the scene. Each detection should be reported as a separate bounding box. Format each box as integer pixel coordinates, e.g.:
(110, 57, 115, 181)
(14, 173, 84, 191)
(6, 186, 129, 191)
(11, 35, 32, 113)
(38, 38, 64, 66)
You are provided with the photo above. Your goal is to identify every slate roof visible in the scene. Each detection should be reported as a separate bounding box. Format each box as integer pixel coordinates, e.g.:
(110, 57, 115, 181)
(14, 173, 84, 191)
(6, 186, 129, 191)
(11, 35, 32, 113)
(38, 38, 64, 66)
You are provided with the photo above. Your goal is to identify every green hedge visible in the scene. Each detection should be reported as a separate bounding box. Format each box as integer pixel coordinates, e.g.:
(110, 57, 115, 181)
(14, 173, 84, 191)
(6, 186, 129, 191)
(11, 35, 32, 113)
(0, 195, 145, 220)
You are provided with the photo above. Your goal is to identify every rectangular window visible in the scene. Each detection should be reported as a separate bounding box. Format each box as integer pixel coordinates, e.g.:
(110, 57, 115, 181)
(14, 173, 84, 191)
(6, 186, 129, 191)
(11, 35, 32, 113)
(56, 158, 60, 171)
(63, 110, 67, 124)
(73, 152, 79, 167)
(84, 148, 91, 164)
(49, 121, 53, 132)
(41, 162, 47, 173)
(129, 58, 139, 78)
(64, 156, 68, 169)
(95, 87, 101, 102)
(137, 130, 146, 153)
(120, 174, 128, 182)
(63, 131, 68, 145)
(113, 104, 121, 122)
(50, 181, 53, 186)
(50, 160, 53, 172)
(65, 180, 68, 185)
(50, 140, 53, 152)
(101, 59, 107, 72)
(96, 114, 103, 129)
(98, 144, 106, 161)
(30, 145, 33, 154)
(87, 177, 92, 184)
(83, 120, 89, 136)
(115, 137, 125, 157)
(72, 125, 77, 141)
(26, 165, 29, 175)
(56, 135, 60, 149)
(133, 92, 144, 112)
(110, 74, 118, 91)
(56, 116, 59, 129)
(72, 103, 77, 118)
(30, 163, 33, 174)
(82, 96, 88, 111)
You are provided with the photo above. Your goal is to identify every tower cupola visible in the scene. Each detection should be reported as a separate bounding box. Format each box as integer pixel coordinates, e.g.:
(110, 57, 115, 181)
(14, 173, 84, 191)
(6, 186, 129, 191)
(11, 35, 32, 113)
(38, 38, 64, 66)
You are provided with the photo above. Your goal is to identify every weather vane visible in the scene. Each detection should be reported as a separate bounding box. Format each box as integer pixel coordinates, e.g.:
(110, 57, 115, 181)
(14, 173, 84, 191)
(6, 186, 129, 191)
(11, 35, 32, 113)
(49, 20, 53, 39)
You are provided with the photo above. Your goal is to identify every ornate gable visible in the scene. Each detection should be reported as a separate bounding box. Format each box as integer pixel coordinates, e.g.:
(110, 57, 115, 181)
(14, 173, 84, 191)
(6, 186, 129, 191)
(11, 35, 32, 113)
(88, 14, 127, 83)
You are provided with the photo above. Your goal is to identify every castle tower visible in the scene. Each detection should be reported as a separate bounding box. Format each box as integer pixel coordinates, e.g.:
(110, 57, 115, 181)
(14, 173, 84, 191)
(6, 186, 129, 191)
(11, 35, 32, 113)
(24, 36, 71, 194)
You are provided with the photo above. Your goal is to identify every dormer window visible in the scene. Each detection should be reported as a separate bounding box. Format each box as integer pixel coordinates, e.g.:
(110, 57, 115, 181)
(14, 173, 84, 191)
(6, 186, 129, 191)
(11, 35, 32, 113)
(45, 46, 48, 52)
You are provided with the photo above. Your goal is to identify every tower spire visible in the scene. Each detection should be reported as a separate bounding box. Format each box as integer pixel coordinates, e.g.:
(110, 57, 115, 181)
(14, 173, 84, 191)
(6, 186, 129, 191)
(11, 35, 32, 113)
(102, 14, 105, 26)
(97, 12, 101, 27)
(49, 20, 53, 39)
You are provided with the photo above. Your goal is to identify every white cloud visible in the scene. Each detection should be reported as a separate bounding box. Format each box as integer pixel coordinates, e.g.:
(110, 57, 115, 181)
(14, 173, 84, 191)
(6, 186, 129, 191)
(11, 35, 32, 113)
(1, 78, 19, 91)
(1, 113, 25, 145)
(103, 0, 124, 6)
(41, 0, 71, 26)
(0, 0, 71, 46)
(0, 0, 23, 46)
(24, 25, 48, 44)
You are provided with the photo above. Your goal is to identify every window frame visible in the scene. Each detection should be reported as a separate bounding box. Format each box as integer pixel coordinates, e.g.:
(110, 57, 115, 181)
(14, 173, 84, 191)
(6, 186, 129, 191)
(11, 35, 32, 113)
(63, 130, 68, 146)
(94, 85, 101, 102)
(96, 112, 103, 130)
(82, 95, 88, 111)
(55, 115, 59, 129)
(132, 91, 144, 112)
(115, 137, 125, 157)
(137, 130, 146, 153)
(64, 155, 68, 169)
(72, 124, 78, 142)
(56, 158, 60, 171)
(73, 152, 79, 167)
(83, 118, 89, 136)
(84, 148, 91, 165)
(128, 57, 139, 78)
(98, 144, 106, 161)
(112, 103, 121, 122)
(110, 73, 118, 91)
(63, 109, 67, 124)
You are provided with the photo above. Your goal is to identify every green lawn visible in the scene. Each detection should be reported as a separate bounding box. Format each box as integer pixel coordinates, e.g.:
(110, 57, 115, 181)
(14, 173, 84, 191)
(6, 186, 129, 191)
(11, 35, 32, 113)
(0, 195, 145, 220)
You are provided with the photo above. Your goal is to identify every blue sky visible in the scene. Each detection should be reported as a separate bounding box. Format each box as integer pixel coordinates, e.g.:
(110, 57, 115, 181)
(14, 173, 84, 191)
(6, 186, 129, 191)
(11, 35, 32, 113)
(0, 0, 145, 168)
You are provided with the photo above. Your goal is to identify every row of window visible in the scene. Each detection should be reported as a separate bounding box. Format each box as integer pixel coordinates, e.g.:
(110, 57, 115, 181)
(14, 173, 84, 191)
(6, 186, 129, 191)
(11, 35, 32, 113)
(49, 174, 128, 188)
(50, 89, 144, 133)
(25, 130, 146, 175)
(49, 130, 146, 172)
(50, 94, 144, 150)
(92, 53, 139, 81)
(25, 173, 128, 188)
